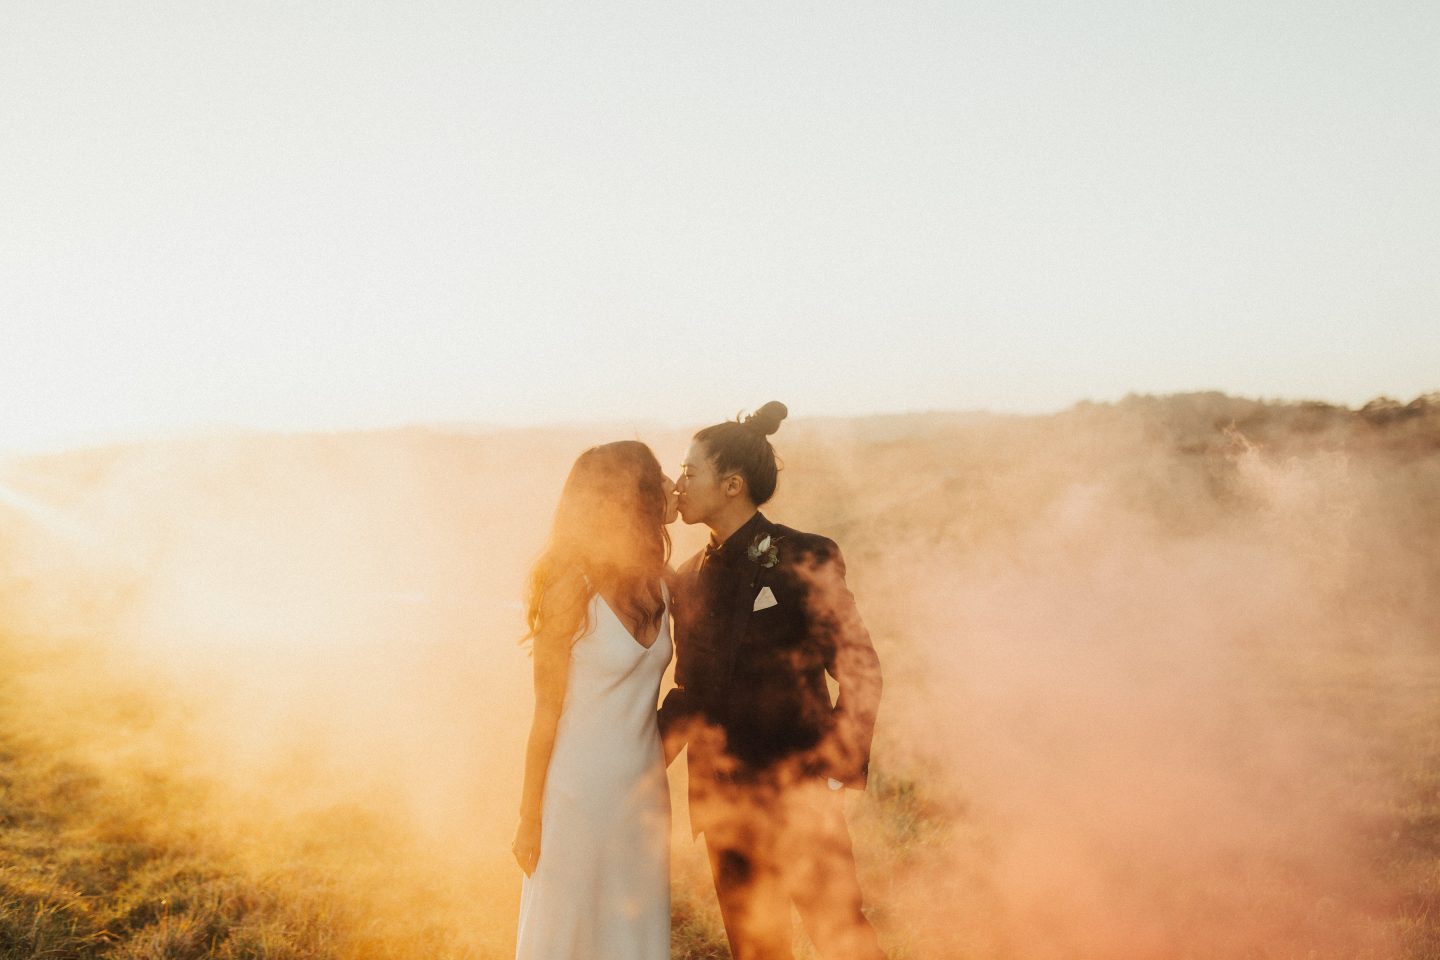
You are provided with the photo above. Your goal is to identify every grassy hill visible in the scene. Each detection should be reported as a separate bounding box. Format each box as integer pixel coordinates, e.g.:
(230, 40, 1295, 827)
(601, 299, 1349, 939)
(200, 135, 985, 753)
(1, 392, 1437, 959)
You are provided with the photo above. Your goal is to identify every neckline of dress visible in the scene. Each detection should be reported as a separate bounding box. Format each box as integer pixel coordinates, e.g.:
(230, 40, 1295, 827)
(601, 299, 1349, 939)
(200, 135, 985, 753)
(595, 590, 667, 651)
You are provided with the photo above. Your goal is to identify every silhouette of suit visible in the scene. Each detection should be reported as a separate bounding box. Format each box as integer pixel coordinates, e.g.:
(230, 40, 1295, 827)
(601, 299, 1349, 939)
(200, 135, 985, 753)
(660, 510, 885, 960)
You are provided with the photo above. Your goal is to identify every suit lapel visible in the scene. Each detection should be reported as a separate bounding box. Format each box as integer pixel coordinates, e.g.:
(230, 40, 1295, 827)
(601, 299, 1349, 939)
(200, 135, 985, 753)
(710, 513, 777, 686)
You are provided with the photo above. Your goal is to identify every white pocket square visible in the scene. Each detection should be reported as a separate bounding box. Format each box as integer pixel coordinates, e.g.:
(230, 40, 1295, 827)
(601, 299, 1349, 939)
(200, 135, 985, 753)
(753, 586, 778, 611)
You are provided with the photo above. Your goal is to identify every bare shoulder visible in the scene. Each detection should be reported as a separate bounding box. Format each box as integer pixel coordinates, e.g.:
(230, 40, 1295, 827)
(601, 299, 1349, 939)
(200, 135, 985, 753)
(533, 566, 591, 657)
(539, 566, 589, 616)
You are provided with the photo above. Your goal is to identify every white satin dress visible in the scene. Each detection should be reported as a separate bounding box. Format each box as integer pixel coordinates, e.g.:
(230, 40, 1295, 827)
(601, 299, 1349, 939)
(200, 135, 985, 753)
(515, 587, 673, 960)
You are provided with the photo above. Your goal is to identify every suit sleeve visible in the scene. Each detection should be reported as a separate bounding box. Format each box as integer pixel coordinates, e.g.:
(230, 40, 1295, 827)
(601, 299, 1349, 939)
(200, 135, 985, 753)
(657, 684, 697, 742)
(808, 540, 883, 789)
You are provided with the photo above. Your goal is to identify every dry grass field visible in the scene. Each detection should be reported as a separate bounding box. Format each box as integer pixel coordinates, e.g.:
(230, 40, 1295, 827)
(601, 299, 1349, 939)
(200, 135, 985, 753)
(1, 392, 1437, 959)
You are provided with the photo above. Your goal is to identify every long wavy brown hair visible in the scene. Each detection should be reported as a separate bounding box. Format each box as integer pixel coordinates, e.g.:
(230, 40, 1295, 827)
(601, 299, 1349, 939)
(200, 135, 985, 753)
(524, 441, 671, 648)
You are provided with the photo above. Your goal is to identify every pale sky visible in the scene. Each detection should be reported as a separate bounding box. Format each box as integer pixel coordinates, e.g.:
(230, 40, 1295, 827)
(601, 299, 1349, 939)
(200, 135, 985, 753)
(2, 1, 1437, 454)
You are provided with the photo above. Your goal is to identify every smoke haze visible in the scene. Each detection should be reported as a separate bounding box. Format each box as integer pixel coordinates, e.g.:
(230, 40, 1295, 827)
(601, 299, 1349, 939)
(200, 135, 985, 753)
(1, 394, 1436, 958)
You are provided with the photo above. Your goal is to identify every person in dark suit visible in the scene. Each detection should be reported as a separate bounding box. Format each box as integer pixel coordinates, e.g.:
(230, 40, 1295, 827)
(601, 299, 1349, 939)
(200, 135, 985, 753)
(659, 401, 885, 960)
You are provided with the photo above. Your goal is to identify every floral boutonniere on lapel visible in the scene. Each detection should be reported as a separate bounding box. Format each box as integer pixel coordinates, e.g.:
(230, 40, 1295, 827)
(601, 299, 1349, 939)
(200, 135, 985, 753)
(746, 533, 781, 569)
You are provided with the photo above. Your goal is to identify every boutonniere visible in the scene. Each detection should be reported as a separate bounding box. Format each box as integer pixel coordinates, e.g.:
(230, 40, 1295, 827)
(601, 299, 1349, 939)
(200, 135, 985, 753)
(746, 533, 781, 569)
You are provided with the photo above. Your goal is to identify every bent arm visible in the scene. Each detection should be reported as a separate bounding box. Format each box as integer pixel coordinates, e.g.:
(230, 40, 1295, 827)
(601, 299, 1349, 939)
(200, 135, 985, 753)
(658, 685, 697, 766)
(811, 545, 883, 788)
(656, 564, 699, 767)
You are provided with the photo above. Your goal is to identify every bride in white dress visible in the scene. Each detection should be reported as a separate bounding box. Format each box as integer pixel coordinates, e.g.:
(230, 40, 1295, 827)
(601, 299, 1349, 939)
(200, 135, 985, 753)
(513, 440, 677, 960)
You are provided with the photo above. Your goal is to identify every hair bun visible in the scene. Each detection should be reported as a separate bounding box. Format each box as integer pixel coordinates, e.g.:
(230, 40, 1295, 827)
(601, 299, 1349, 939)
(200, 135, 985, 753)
(743, 401, 788, 437)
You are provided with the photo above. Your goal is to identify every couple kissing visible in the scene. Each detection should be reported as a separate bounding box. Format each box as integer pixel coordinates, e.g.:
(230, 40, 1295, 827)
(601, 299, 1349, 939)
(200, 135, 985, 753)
(515, 402, 885, 960)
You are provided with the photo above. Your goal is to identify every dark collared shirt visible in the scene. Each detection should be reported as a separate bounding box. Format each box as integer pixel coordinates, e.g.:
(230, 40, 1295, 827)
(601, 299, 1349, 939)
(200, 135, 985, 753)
(699, 510, 766, 578)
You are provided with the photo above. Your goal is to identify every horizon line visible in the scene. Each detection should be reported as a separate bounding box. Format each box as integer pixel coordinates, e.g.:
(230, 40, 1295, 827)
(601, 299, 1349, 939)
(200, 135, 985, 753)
(5, 387, 1436, 464)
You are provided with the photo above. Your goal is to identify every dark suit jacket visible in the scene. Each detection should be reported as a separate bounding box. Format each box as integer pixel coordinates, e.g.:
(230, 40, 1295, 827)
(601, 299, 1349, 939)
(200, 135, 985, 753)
(659, 511, 883, 829)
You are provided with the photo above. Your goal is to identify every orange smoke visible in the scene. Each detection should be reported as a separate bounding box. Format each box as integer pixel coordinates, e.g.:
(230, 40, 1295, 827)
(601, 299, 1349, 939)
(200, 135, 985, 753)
(0, 395, 1435, 958)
